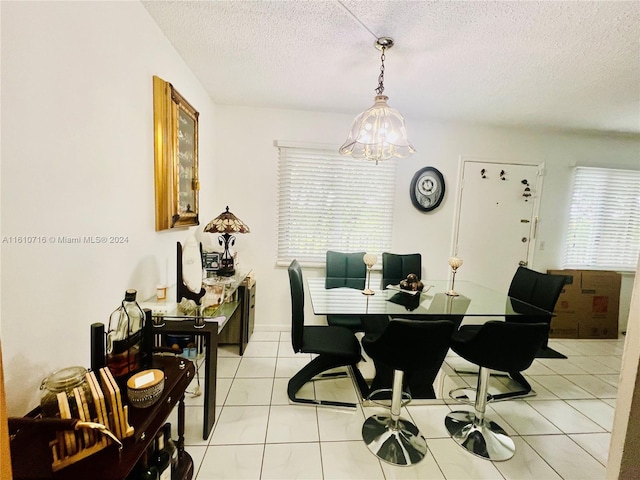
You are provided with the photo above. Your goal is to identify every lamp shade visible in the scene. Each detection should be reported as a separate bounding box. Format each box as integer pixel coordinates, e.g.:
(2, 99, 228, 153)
(339, 95, 415, 163)
(204, 206, 250, 234)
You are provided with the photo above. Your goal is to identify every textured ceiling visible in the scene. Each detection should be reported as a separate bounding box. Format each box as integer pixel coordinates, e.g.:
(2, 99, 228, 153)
(142, 1, 640, 135)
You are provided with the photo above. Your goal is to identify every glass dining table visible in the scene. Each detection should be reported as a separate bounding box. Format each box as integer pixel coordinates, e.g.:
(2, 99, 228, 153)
(306, 276, 552, 400)
(306, 277, 549, 319)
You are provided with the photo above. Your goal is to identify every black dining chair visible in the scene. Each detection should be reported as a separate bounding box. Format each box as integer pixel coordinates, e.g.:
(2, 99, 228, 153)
(325, 250, 367, 289)
(325, 251, 366, 332)
(445, 320, 549, 461)
(361, 318, 456, 466)
(507, 265, 540, 303)
(287, 260, 365, 409)
(381, 252, 422, 289)
(509, 267, 566, 338)
(452, 266, 565, 401)
(509, 266, 566, 318)
(504, 267, 566, 392)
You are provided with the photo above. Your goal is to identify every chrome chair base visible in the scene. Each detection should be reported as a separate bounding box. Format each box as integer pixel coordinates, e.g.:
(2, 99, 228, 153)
(448, 387, 476, 405)
(449, 386, 537, 404)
(445, 411, 515, 461)
(366, 387, 412, 405)
(362, 414, 427, 466)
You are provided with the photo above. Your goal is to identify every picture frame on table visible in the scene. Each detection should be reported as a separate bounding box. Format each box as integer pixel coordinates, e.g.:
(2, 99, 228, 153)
(202, 252, 220, 274)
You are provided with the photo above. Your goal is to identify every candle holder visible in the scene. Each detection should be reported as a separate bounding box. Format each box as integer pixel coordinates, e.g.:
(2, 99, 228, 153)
(362, 253, 378, 295)
(446, 256, 463, 296)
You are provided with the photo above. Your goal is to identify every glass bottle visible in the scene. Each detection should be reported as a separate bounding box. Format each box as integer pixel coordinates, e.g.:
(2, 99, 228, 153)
(107, 289, 145, 380)
(163, 423, 179, 474)
(152, 430, 171, 480)
(126, 447, 159, 480)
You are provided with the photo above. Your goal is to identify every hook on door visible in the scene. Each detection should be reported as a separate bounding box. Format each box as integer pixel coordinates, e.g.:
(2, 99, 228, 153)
(521, 179, 532, 201)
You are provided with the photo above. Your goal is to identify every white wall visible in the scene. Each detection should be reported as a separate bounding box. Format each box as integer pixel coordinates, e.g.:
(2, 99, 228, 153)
(0, 1, 220, 415)
(213, 105, 639, 332)
(607, 257, 640, 479)
(1, 1, 638, 417)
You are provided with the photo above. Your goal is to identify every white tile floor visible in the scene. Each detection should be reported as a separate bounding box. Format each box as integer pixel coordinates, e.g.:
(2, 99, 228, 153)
(168, 331, 625, 480)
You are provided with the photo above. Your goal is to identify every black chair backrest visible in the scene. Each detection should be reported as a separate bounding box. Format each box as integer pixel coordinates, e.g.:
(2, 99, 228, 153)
(325, 251, 367, 289)
(508, 266, 539, 302)
(457, 320, 549, 372)
(363, 319, 455, 372)
(381, 252, 422, 288)
(507, 266, 566, 320)
(288, 260, 305, 353)
(530, 274, 566, 313)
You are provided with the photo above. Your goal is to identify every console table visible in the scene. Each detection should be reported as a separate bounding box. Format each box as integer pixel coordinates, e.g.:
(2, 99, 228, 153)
(9, 355, 195, 479)
(143, 270, 256, 440)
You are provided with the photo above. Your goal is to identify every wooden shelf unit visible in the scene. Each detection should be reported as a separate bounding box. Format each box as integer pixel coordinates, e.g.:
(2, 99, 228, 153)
(9, 355, 195, 480)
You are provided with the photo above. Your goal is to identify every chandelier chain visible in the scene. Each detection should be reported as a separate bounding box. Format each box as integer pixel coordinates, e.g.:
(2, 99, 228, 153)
(376, 48, 386, 95)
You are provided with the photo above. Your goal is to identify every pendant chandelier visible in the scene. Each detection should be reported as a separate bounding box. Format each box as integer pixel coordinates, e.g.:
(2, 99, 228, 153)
(340, 37, 415, 164)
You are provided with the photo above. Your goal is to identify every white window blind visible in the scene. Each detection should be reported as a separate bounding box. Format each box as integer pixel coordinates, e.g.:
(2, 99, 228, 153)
(277, 143, 396, 266)
(563, 166, 640, 271)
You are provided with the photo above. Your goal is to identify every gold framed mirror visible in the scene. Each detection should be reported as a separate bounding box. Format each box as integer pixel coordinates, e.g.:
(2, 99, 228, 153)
(153, 75, 200, 231)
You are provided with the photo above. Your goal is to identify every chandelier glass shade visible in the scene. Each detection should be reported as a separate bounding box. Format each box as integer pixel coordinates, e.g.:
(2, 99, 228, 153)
(340, 37, 415, 164)
(339, 95, 415, 163)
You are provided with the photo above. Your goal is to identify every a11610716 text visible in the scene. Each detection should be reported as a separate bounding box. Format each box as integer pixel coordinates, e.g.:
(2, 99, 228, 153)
(1, 235, 129, 244)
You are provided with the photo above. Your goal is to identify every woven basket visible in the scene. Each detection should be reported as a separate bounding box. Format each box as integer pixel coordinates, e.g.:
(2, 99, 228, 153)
(126, 369, 164, 408)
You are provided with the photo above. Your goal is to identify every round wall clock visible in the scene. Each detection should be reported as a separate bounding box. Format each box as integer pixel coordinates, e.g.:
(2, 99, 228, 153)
(410, 166, 445, 212)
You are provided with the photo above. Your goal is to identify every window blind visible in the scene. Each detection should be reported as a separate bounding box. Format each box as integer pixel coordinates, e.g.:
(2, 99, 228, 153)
(277, 144, 396, 266)
(563, 166, 640, 271)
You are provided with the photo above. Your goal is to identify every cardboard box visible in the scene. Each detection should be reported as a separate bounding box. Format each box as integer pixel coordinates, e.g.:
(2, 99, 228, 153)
(549, 312, 579, 338)
(548, 269, 582, 293)
(579, 318, 618, 339)
(579, 293, 620, 316)
(577, 271, 620, 339)
(576, 295, 619, 339)
(547, 269, 582, 313)
(581, 270, 621, 294)
(546, 269, 621, 339)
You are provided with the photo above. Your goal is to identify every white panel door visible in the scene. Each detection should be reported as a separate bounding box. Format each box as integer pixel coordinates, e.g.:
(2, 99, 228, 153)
(453, 161, 541, 293)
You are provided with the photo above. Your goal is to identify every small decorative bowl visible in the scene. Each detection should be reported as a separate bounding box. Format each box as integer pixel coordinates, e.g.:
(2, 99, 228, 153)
(126, 369, 165, 408)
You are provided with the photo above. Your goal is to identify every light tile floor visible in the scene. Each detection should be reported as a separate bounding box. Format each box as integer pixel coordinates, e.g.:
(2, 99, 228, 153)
(167, 331, 625, 480)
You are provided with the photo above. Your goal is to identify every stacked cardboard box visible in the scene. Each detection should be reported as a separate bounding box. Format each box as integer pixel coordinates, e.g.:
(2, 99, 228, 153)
(547, 269, 621, 339)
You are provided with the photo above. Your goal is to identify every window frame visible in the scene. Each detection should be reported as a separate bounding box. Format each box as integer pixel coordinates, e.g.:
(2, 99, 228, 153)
(275, 141, 397, 267)
(563, 166, 640, 272)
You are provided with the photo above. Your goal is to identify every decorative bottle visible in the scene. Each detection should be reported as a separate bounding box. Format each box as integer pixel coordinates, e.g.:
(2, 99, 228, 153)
(163, 423, 179, 474)
(126, 447, 159, 480)
(152, 430, 171, 480)
(107, 289, 145, 380)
